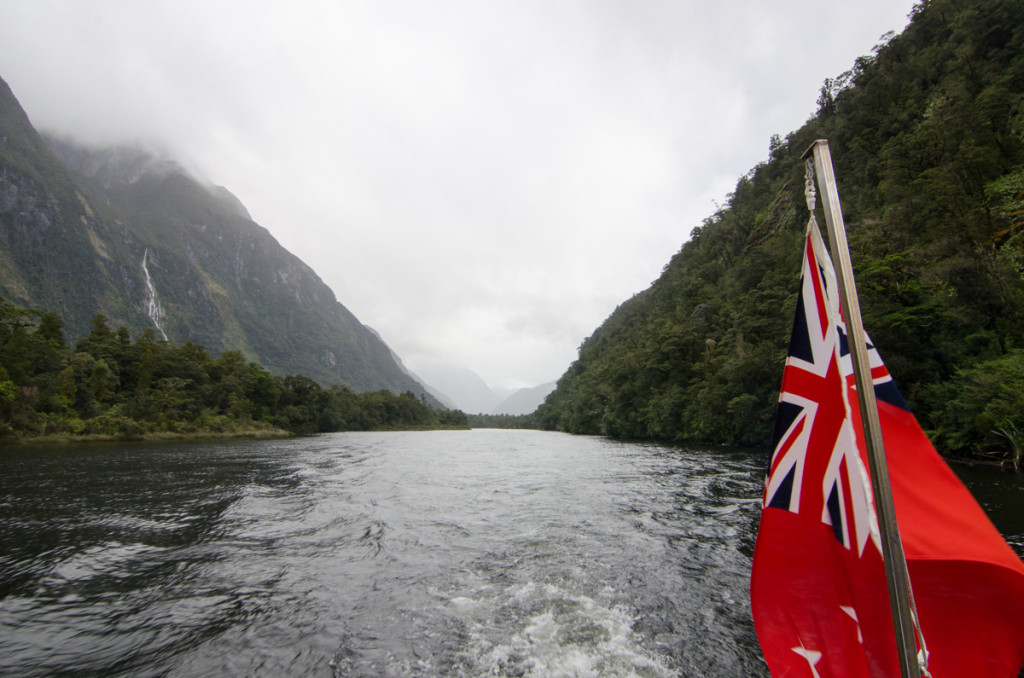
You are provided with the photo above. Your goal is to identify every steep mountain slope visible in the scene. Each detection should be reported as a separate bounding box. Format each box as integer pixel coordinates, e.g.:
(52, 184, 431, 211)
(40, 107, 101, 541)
(413, 363, 500, 414)
(0, 78, 145, 335)
(537, 0, 1024, 461)
(0, 75, 434, 398)
(492, 381, 556, 416)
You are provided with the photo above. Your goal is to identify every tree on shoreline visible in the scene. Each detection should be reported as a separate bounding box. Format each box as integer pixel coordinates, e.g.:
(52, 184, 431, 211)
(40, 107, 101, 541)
(0, 300, 467, 440)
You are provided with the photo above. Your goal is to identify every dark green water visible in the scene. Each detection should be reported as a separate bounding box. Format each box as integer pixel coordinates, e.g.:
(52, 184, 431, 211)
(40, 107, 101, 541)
(0, 430, 1020, 676)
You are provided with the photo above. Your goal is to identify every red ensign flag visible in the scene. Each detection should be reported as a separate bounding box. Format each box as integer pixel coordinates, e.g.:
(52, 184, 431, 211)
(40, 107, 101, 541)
(750, 221, 1024, 677)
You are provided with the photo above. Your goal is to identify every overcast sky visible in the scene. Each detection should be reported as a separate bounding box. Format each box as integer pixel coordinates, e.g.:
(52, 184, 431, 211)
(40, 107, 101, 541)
(0, 0, 917, 390)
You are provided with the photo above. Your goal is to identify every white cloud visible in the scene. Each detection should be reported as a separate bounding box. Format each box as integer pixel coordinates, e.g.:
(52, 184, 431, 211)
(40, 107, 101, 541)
(0, 0, 916, 389)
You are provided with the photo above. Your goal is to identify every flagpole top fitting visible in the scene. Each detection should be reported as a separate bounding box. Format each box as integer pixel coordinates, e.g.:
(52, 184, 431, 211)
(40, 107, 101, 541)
(802, 139, 829, 160)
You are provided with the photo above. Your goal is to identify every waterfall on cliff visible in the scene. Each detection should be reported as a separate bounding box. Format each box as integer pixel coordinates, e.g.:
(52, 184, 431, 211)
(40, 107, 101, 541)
(141, 248, 169, 341)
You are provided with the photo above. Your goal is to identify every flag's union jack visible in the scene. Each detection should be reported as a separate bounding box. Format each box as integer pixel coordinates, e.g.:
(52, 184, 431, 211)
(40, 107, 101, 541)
(752, 157, 1024, 678)
(762, 226, 882, 557)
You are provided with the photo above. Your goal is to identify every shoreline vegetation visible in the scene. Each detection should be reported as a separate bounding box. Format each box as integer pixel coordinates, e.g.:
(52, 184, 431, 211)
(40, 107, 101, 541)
(2, 422, 474, 446)
(0, 300, 468, 444)
(1, 295, 1018, 471)
(1, 425, 291, 446)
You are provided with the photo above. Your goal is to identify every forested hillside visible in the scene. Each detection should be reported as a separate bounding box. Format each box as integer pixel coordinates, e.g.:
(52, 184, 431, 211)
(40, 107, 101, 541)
(537, 0, 1024, 466)
(0, 300, 466, 440)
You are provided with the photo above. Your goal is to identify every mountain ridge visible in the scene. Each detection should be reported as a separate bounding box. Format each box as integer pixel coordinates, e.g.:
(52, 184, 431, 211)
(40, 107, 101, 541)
(0, 75, 439, 402)
(492, 381, 556, 416)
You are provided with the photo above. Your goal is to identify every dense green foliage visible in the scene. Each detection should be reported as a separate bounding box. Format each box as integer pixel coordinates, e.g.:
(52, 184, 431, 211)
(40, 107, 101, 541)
(0, 300, 467, 441)
(537, 0, 1024, 466)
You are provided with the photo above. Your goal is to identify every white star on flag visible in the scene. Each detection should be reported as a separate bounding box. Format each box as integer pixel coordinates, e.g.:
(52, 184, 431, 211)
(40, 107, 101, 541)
(792, 644, 822, 678)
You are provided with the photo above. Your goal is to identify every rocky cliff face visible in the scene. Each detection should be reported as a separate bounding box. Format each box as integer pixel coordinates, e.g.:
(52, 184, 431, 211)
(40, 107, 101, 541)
(0, 75, 434, 399)
(0, 83, 147, 336)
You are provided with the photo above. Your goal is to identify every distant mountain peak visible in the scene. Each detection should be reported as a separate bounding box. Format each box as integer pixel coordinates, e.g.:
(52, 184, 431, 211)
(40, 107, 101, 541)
(412, 362, 500, 414)
(42, 135, 185, 189)
(492, 381, 556, 416)
(41, 135, 252, 223)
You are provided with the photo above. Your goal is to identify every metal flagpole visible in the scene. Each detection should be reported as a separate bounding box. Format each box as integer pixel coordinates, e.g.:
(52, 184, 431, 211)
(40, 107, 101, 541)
(803, 139, 923, 678)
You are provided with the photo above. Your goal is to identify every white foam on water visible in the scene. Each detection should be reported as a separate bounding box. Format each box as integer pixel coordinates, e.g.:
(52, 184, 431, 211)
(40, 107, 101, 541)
(450, 581, 676, 677)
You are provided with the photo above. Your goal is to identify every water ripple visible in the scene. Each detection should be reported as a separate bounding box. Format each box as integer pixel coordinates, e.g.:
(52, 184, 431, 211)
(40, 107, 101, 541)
(1, 432, 1020, 676)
